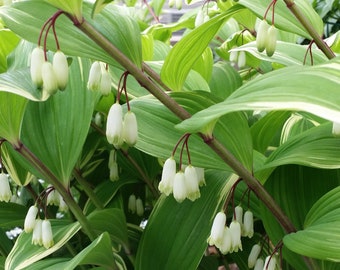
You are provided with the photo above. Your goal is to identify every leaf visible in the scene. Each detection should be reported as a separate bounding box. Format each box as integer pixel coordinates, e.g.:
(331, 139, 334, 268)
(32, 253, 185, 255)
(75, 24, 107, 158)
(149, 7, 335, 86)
(5, 220, 81, 270)
(91, 0, 113, 17)
(0, 91, 27, 145)
(135, 171, 235, 270)
(44, 0, 83, 21)
(0, 202, 27, 228)
(20, 58, 99, 185)
(176, 59, 340, 133)
(192, 47, 213, 82)
(238, 0, 323, 38)
(160, 5, 244, 91)
(0, 29, 20, 73)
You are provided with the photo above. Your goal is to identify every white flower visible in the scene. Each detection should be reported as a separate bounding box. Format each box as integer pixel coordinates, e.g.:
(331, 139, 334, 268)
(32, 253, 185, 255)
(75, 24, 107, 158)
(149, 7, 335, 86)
(254, 258, 264, 270)
(24, 205, 38, 233)
(229, 220, 242, 252)
(237, 51, 246, 68)
(106, 103, 123, 146)
(332, 122, 340, 136)
(264, 255, 277, 270)
(234, 205, 243, 226)
(136, 197, 144, 217)
(122, 111, 138, 147)
(128, 194, 136, 214)
(248, 244, 261, 268)
(158, 157, 176, 196)
(0, 173, 12, 202)
(266, 25, 278, 57)
(46, 187, 59, 206)
(32, 218, 42, 246)
(220, 226, 232, 254)
(58, 194, 68, 212)
(52, 50, 68, 90)
(42, 219, 54, 249)
(184, 165, 200, 201)
(88, 61, 102, 91)
(195, 9, 205, 27)
(94, 112, 102, 127)
(173, 171, 187, 203)
(229, 47, 238, 63)
(30, 47, 44, 87)
(100, 68, 111, 96)
(256, 20, 269, 53)
(243, 210, 254, 238)
(208, 212, 226, 248)
(175, 0, 182, 10)
(42, 61, 58, 95)
(195, 167, 205, 186)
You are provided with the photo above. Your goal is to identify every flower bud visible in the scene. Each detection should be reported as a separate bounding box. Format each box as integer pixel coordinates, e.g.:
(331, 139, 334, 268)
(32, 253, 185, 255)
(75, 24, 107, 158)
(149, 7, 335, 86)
(136, 197, 144, 217)
(24, 205, 38, 233)
(243, 210, 254, 238)
(254, 258, 264, 270)
(208, 212, 226, 248)
(58, 194, 68, 212)
(237, 51, 246, 68)
(256, 20, 269, 53)
(184, 165, 200, 201)
(234, 205, 243, 225)
(173, 171, 187, 203)
(248, 244, 261, 268)
(229, 47, 238, 63)
(128, 194, 136, 214)
(158, 157, 176, 196)
(30, 47, 44, 87)
(42, 61, 58, 95)
(87, 61, 102, 91)
(53, 50, 69, 90)
(42, 219, 54, 249)
(220, 226, 232, 254)
(100, 68, 111, 96)
(0, 173, 12, 202)
(175, 0, 182, 10)
(168, 0, 175, 8)
(195, 9, 205, 28)
(266, 25, 278, 57)
(109, 162, 119, 181)
(229, 220, 242, 252)
(32, 218, 43, 246)
(106, 103, 123, 146)
(122, 111, 138, 147)
(264, 255, 277, 270)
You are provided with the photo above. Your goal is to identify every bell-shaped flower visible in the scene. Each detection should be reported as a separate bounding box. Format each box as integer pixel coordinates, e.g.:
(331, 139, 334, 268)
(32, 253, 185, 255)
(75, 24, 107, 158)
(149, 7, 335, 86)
(173, 171, 187, 203)
(195, 9, 205, 27)
(109, 162, 119, 181)
(243, 210, 254, 238)
(106, 102, 123, 146)
(122, 111, 138, 147)
(32, 218, 43, 246)
(237, 51, 246, 68)
(42, 219, 54, 249)
(88, 61, 102, 91)
(100, 68, 111, 95)
(220, 226, 232, 254)
(58, 194, 68, 212)
(229, 47, 238, 63)
(158, 157, 176, 196)
(128, 194, 136, 214)
(248, 244, 261, 268)
(266, 25, 278, 57)
(256, 20, 269, 53)
(195, 167, 205, 186)
(46, 186, 59, 206)
(207, 212, 226, 248)
(53, 50, 68, 90)
(30, 47, 45, 87)
(229, 220, 242, 252)
(184, 165, 200, 201)
(264, 255, 277, 270)
(42, 61, 58, 95)
(254, 258, 264, 270)
(234, 205, 243, 226)
(175, 0, 182, 10)
(24, 205, 38, 233)
(136, 197, 144, 217)
(0, 173, 12, 202)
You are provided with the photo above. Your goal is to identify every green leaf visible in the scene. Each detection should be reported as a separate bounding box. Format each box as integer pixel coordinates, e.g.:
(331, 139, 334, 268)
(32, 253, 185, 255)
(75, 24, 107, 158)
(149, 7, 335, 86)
(238, 0, 323, 38)
(91, 0, 113, 17)
(0, 202, 27, 228)
(135, 171, 235, 270)
(20, 58, 98, 185)
(192, 47, 213, 82)
(0, 29, 20, 73)
(44, 0, 83, 22)
(176, 59, 340, 133)
(5, 220, 81, 270)
(160, 5, 244, 91)
(0, 91, 27, 145)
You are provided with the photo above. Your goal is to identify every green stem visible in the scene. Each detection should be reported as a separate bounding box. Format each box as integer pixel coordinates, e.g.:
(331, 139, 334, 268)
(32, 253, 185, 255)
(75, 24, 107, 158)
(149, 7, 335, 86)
(15, 142, 97, 241)
(283, 0, 335, 59)
(73, 168, 104, 210)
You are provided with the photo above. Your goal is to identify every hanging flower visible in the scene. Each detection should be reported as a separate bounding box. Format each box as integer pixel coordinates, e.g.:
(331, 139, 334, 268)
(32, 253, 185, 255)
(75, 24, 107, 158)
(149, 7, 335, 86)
(234, 205, 243, 226)
(237, 51, 246, 68)
(136, 197, 144, 217)
(173, 171, 187, 203)
(108, 149, 119, 181)
(30, 47, 45, 87)
(58, 194, 68, 212)
(41, 61, 58, 95)
(229, 220, 242, 252)
(184, 165, 200, 201)
(256, 20, 269, 53)
(195, 167, 205, 186)
(106, 102, 124, 146)
(100, 68, 112, 96)
(0, 173, 12, 202)
(32, 218, 43, 246)
(264, 255, 277, 270)
(207, 212, 226, 248)
(243, 210, 254, 238)
(52, 50, 69, 90)
(122, 111, 138, 147)
(254, 258, 264, 270)
(24, 205, 38, 233)
(219, 226, 232, 254)
(158, 157, 176, 196)
(248, 244, 261, 268)
(42, 219, 54, 249)
(87, 61, 102, 91)
(46, 186, 59, 206)
(266, 25, 278, 57)
(128, 194, 136, 214)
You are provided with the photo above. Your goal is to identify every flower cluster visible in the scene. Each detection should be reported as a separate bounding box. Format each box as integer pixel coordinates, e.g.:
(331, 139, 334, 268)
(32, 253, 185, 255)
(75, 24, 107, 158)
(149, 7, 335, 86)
(128, 194, 144, 217)
(46, 185, 68, 212)
(108, 149, 119, 181)
(229, 47, 246, 69)
(87, 61, 112, 95)
(0, 172, 12, 202)
(24, 205, 54, 249)
(158, 156, 205, 203)
(256, 20, 278, 57)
